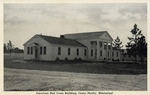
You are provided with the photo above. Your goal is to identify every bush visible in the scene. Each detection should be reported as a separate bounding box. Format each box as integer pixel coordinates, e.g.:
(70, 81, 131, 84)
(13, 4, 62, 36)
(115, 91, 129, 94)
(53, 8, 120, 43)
(74, 58, 78, 62)
(78, 58, 82, 61)
(55, 57, 60, 61)
(64, 57, 68, 61)
(117, 59, 120, 61)
(112, 59, 114, 61)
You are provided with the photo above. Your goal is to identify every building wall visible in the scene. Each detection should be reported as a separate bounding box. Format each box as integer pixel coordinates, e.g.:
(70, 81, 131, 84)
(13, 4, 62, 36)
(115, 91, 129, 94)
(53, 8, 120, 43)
(76, 39, 118, 61)
(24, 36, 53, 61)
(112, 50, 121, 61)
(24, 34, 121, 61)
(51, 44, 87, 61)
(24, 35, 87, 61)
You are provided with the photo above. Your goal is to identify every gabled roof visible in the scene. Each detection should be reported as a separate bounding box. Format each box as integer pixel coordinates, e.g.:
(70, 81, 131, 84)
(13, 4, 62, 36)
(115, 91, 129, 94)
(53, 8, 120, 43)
(38, 35, 86, 47)
(65, 31, 106, 36)
(64, 31, 113, 41)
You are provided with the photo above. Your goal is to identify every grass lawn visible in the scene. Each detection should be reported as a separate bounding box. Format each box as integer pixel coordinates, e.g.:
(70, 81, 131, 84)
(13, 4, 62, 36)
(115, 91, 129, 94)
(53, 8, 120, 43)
(4, 53, 147, 91)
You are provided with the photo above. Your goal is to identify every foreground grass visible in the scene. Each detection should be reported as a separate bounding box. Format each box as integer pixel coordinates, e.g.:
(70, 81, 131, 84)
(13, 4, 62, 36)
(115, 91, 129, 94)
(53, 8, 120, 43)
(4, 54, 147, 75)
(4, 54, 147, 91)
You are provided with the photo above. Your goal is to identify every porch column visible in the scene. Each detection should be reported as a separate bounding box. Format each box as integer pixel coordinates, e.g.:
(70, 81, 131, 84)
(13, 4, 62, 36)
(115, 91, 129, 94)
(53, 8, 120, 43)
(106, 42, 108, 61)
(97, 41, 100, 60)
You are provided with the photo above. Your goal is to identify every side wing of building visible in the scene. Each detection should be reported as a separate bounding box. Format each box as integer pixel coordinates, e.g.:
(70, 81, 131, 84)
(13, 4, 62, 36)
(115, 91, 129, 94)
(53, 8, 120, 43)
(64, 31, 121, 61)
(23, 35, 87, 61)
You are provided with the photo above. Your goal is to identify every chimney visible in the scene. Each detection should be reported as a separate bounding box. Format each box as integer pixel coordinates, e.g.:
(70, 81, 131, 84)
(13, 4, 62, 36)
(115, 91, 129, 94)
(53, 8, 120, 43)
(60, 35, 65, 38)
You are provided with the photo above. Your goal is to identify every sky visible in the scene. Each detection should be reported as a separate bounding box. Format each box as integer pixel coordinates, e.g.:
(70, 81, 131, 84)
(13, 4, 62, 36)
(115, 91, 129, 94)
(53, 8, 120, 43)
(4, 3, 147, 49)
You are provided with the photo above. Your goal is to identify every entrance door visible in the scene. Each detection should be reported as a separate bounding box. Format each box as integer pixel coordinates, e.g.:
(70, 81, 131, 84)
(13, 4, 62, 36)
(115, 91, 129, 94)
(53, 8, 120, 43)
(35, 48, 38, 59)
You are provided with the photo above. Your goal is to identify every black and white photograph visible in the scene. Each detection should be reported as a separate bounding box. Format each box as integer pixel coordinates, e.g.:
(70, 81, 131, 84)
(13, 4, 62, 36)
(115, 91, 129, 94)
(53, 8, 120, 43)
(1, 0, 149, 95)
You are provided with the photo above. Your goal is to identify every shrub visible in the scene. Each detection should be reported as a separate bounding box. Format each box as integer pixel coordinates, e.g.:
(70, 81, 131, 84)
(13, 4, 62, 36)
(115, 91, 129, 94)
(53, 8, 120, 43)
(78, 58, 82, 61)
(55, 57, 60, 61)
(74, 58, 78, 62)
(64, 57, 68, 61)
(112, 59, 114, 61)
(117, 59, 120, 61)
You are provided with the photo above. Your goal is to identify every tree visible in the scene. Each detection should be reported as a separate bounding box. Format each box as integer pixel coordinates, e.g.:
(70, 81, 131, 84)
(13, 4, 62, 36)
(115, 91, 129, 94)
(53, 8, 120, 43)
(126, 24, 147, 63)
(113, 36, 123, 49)
(4, 43, 7, 53)
(137, 34, 147, 62)
(7, 40, 14, 56)
(14, 47, 20, 54)
(14, 47, 24, 54)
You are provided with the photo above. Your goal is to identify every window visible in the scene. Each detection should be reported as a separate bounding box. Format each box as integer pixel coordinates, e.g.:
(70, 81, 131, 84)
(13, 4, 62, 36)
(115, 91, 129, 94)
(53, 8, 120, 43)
(44, 47, 46, 55)
(108, 51, 109, 57)
(116, 52, 118, 57)
(100, 50, 102, 57)
(68, 48, 70, 56)
(77, 48, 79, 56)
(91, 49, 93, 56)
(104, 45, 107, 49)
(99, 42, 102, 48)
(27, 47, 30, 55)
(31, 47, 33, 54)
(58, 47, 61, 55)
(40, 47, 42, 55)
(108, 46, 111, 50)
(112, 52, 114, 57)
(84, 49, 86, 56)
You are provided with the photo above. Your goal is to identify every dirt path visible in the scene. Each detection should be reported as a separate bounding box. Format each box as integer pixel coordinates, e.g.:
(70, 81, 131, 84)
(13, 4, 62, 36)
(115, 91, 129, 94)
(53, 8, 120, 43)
(4, 68, 147, 91)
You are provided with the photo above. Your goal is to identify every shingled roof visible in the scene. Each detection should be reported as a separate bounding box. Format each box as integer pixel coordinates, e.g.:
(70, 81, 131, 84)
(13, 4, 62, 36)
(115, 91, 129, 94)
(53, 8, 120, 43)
(38, 35, 86, 47)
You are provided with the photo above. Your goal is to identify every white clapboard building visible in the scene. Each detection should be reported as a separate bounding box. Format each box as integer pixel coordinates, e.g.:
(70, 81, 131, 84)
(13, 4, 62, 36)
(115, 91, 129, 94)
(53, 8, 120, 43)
(23, 31, 121, 61)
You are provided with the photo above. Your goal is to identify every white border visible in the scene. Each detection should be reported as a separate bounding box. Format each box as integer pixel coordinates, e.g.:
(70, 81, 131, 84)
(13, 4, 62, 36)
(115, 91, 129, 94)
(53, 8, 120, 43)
(0, 0, 149, 95)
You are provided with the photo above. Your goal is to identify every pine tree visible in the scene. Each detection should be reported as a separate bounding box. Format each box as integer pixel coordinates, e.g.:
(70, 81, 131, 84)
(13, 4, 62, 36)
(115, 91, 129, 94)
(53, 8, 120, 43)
(7, 40, 14, 56)
(113, 36, 123, 49)
(126, 24, 147, 63)
(4, 43, 7, 53)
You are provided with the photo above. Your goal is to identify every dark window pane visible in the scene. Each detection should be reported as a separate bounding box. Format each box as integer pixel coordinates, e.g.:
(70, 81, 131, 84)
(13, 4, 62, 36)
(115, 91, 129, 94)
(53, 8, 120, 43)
(58, 47, 61, 55)
(40, 47, 42, 55)
(68, 48, 70, 55)
(77, 49, 79, 56)
(112, 52, 114, 57)
(116, 52, 118, 57)
(27, 47, 30, 55)
(91, 49, 93, 56)
(44, 47, 46, 55)
(31, 47, 33, 54)
(84, 49, 86, 56)
(100, 50, 102, 57)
